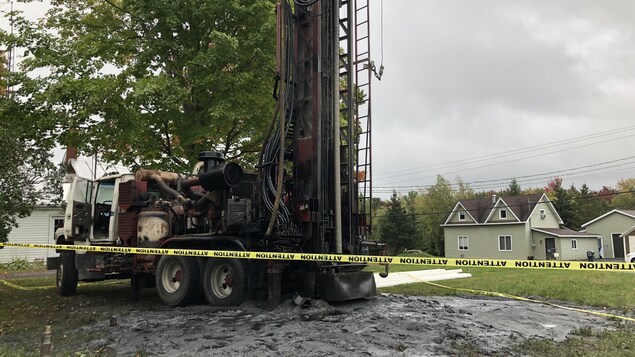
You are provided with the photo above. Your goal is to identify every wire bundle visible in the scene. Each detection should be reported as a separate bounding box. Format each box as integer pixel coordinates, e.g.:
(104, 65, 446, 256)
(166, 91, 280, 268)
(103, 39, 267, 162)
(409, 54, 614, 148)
(259, 1, 302, 249)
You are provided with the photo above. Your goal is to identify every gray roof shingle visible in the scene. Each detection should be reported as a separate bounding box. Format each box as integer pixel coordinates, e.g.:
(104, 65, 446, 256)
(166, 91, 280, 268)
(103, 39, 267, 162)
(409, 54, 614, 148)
(454, 193, 544, 223)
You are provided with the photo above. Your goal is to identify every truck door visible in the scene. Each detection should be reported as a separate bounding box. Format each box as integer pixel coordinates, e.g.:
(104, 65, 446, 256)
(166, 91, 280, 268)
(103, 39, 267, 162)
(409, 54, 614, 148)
(63, 177, 93, 240)
(92, 180, 116, 240)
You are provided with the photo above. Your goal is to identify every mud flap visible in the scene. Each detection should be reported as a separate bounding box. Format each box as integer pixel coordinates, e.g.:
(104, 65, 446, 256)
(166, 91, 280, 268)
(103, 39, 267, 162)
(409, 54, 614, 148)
(46, 257, 60, 270)
(315, 271, 377, 301)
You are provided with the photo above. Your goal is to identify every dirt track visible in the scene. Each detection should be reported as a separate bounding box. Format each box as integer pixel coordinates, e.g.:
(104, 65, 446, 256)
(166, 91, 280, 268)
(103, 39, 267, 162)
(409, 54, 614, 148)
(80, 294, 614, 356)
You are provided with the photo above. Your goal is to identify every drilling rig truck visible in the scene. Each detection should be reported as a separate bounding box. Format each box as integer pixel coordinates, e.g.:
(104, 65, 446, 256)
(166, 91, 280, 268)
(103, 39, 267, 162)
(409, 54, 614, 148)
(49, 0, 383, 307)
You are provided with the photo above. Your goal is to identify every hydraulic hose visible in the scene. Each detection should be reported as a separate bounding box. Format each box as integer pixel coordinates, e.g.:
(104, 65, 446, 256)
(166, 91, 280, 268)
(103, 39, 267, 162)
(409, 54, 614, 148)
(266, 3, 288, 236)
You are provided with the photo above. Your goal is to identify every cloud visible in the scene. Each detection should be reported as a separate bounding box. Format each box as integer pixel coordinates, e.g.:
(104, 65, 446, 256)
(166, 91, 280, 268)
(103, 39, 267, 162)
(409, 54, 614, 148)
(370, 1, 635, 194)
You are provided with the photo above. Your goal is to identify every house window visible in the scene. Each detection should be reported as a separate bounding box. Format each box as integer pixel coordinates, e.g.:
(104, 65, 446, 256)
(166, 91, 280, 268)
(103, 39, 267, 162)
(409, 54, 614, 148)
(499, 209, 507, 219)
(540, 209, 546, 219)
(571, 239, 578, 250)
(499, 235, 512, 251)
(458, 236, 469, 251)
(458, 211, 466, 221)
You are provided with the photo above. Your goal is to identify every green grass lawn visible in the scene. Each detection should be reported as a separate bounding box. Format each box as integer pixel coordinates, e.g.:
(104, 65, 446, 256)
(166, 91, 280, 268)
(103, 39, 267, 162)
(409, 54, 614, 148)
(367, 264, 635, 312)
(0, 276, 163, 356)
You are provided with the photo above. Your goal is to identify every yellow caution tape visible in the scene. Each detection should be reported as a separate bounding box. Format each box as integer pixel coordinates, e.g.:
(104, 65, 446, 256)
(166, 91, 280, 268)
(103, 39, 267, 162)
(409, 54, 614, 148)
(418, 280, 635, 323)
(1, 242, 634, 272)
(0, 279, 52, 290)
(0, 278, 126, 291)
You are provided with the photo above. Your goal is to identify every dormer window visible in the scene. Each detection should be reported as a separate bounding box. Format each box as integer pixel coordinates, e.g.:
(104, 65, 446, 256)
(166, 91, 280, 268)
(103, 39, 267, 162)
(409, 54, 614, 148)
(499, 209, 507, 219)
(459, 211, 466, 221)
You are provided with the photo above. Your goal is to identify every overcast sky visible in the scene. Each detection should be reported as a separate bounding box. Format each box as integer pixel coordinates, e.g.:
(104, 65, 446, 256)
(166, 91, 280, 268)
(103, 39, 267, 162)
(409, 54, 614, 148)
(369, 0, 635, 196)
(3, 1, 635, 197)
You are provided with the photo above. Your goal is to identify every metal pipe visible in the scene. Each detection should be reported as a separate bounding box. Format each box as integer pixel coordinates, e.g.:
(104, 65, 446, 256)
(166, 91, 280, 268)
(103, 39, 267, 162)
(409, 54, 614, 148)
(135, 169, 182, 184)
(333, 0, 343, 254)
(153, 176, 189, 205)
(135, 169, 189, 205)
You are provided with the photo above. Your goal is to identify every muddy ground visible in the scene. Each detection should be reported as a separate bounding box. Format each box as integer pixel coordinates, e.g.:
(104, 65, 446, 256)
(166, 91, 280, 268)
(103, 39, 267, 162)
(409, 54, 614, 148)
(78, 294, 614, 356)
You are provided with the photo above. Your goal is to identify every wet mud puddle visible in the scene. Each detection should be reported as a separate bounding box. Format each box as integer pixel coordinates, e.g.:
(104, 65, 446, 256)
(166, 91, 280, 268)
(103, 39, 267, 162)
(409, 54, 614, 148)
(82, 294, 614, 356)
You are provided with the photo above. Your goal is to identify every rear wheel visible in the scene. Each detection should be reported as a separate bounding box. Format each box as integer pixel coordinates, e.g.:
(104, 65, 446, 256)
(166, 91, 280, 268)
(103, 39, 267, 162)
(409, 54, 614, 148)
(203, 259, 247, 306)
(156, 256, 200, 307)
(57, 250, 78, 296)
(630, 258, 635, 263)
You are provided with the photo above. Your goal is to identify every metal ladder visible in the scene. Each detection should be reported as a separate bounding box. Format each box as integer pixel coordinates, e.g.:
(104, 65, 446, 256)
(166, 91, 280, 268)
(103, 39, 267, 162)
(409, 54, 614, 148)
(338, 0, 374, 241)
(353, 0, 374, 238)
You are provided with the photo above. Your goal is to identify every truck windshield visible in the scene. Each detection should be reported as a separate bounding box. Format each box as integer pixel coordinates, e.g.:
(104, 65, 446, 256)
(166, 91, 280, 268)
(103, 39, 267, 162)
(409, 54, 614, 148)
(95, 182, 115, 204)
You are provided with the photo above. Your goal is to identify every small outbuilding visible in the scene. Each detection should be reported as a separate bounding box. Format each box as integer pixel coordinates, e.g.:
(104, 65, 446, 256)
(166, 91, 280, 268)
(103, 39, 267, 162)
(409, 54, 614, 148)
(582, 209, 635, 259)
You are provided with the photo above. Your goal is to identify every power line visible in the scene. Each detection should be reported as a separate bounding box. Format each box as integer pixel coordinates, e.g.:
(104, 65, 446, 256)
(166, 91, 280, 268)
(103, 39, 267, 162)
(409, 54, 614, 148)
(374, 125, 635, 181)
(374, 124, 635, 178)
(374, 156, 635, 192)
(376, 133, 635, 185)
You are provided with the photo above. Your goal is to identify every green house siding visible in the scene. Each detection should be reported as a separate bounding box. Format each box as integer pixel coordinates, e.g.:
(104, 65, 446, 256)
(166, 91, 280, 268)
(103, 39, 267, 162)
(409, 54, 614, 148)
(447, 208, 476, 224)
(488, 206, 518, 223)
(529, 231, 546, 260)
(444, 224, 528, 260)
(563, 238, 596, 260)
(584, 213, 635, 258)
(529, 202, 561, 228)
(528, 231, 598, 261)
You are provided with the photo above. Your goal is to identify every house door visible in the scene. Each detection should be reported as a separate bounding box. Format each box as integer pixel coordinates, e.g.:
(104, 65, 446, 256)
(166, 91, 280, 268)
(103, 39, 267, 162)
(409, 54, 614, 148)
(545, 238, 556, 260)
(612, 234, 625, 258)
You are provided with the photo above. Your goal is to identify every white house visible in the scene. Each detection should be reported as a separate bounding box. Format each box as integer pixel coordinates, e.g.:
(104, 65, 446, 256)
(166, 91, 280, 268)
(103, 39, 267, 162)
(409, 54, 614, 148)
(1, 206, 64, 264)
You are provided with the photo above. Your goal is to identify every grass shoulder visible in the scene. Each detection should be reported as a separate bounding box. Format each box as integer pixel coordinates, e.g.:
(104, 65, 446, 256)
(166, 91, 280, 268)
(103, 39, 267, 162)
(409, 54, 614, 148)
(0, 259, 46, 274)
(368, 263, 635, 311)
(0, 276, 162, 356)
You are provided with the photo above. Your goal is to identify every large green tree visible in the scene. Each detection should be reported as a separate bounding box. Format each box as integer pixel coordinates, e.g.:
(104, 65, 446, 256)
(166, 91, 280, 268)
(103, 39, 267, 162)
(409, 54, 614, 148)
(505, 178, 521, 196)
(0, 98, 63, 243)
(569, 183, 610, 230)
(548, 178, 575, 228)
(612, 179, 635, 210)
(379, 193, 420, 254)
(1, 0, 276, 171)
(0, 49, 61, 243)
(420, 175, 455, 256)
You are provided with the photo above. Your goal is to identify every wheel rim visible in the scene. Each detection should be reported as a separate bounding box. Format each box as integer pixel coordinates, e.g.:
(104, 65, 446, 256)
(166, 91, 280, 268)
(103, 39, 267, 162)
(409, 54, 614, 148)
(161, 260, 183, 294)
(210, 263, 234, 299)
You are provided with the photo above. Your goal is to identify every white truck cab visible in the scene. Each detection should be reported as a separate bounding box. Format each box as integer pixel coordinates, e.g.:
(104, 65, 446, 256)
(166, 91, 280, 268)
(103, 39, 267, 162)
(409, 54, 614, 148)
(61, 173, 135, 244)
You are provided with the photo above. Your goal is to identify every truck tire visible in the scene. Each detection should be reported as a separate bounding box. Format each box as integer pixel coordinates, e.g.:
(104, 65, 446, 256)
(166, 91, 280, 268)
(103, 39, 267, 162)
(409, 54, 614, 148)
(57, 250, 78, 296)
(203, 259, 247, 306)
(156, 256, 200, 307)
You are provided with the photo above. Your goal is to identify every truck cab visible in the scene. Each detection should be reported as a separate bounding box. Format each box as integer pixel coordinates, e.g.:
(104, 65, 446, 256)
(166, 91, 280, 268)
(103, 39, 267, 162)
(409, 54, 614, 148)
(61, 173, 135, 244)
(52, 173, 136, 295)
